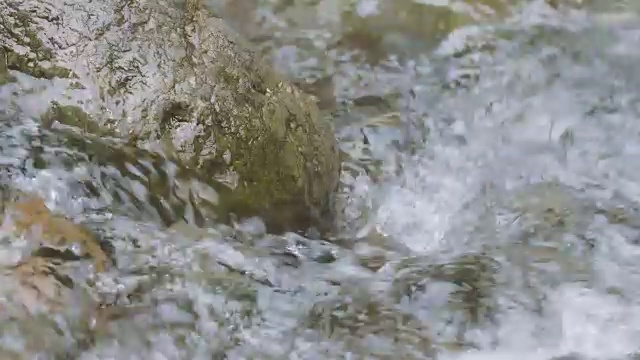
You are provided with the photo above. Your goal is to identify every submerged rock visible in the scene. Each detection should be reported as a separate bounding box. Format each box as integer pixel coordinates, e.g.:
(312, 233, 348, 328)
(0, 0, 341, 234)
(4, 194, 111, 273)
(0, 191, 108, 321)
(7, 255, 80, 315)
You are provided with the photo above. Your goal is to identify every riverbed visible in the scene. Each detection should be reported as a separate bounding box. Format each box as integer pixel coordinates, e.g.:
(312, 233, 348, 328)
(2, 0, 640, 359)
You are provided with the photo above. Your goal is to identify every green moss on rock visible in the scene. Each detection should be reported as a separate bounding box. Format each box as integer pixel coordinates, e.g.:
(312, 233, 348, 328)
(2, 0, 341, 234)
(0, 47, 16, 85)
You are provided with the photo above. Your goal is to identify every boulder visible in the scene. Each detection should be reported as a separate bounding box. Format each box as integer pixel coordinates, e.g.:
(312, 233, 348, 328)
(0, 0, 341, 234)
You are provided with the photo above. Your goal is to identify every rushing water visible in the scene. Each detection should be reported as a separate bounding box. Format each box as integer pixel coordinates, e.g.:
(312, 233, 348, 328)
(3, 0, 640, 359)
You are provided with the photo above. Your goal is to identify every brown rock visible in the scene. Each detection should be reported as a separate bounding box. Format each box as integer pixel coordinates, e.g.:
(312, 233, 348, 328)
(5, 195, 109, 273)
(9, 255, 74, 314)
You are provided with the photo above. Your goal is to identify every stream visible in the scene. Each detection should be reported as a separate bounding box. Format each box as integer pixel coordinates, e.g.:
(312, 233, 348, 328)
(3, 0, 640, 359)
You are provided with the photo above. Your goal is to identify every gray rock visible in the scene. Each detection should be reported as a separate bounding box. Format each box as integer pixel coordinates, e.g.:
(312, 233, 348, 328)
(0, 0, 341, 234)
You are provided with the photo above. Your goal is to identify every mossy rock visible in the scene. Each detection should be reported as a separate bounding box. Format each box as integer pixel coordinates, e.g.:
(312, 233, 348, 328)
(40, 102, 109, 135)
(35, 104, 314, 233)
(0, 47, 17, 85)
(337, 0, 511, 63)
(1, 0, 341, 234)
(305, 284, 434, 357)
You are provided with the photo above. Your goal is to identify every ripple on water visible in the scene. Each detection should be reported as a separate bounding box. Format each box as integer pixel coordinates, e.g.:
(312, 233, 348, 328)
(367, 2, 640, 359)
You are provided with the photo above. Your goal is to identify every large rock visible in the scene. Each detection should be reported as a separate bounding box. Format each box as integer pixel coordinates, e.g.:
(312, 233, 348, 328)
(0, 0, 341, 234)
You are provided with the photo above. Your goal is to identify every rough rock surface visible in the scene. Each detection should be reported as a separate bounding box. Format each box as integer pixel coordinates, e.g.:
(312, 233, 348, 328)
(0, 0, 341, 234)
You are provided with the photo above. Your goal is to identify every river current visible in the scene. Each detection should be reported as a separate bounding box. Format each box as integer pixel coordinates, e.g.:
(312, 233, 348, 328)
(2, 0, 640, 359)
